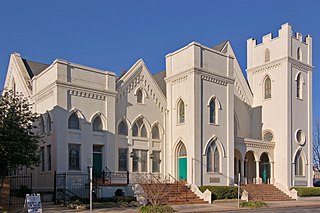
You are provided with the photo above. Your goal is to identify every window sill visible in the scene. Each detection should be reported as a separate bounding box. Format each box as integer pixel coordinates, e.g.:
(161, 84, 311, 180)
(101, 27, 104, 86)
(136, 103, 146, 106)
(93, 132, 105, 136)
(209, 123, 219, 126)
(296, 97, 303, 101)
(262, 97, 272, 102)
(206, 172, 222, 175)
(68, 129, 81, 134)
(176, 122, 186, 126)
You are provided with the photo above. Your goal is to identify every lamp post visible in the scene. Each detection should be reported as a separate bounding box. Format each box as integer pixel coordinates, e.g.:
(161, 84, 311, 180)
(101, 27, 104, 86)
(87, 166, 93, 213)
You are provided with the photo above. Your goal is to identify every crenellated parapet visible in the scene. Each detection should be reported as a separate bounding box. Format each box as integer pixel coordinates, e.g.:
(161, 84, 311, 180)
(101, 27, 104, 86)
(247, 23, 312, 70)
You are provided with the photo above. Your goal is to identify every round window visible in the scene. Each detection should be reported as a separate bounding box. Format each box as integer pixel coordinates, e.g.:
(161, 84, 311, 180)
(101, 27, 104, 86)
(296, 129, 306, 145)
(263, 131, 273, 142)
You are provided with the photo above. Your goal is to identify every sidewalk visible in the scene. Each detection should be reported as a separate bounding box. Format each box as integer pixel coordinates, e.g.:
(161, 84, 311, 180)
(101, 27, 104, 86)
(14, 199, 320, 213)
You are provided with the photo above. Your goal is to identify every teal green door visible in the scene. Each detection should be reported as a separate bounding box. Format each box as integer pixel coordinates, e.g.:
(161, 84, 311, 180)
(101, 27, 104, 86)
(93, 153, 102, 177)
(178, 158, 187, 181)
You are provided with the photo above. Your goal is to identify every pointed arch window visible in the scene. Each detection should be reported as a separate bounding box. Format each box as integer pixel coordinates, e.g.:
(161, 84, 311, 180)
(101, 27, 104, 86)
(68, 113, 80, 130)
(178, 99, 185, 124)
(264, 76, 271, 99)
(152, 125, 160, 139)
(294, 152, 304, 176)
(209, 98, 216, 124)
(297, 47, 302, 61)
(207, 142, 220, 172)
(93, 116, 103, 132)
(297, 73, 303, 99)
(118, 120, 128, 136)
(137, 89, 143, 103)
(132, 118, 148, 138)
(178, 143, 187, 157)
(265, 49, 270, 63)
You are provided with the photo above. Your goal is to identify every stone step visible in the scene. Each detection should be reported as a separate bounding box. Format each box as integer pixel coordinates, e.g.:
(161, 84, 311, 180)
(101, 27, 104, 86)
(242, 184, 294, 201)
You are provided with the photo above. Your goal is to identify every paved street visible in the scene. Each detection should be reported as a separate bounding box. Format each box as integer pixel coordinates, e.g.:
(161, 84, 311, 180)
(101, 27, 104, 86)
(224, 206, 320, 213)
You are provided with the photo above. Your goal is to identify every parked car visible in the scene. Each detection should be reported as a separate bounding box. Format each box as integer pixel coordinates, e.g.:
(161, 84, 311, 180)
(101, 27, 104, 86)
(313, 180, 320, 187)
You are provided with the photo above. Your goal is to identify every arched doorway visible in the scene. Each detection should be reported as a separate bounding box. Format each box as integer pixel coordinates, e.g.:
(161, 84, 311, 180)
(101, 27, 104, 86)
(259, 153, 270, 184)
(177, 142, 187, 181)
(244, 151, 256, 184)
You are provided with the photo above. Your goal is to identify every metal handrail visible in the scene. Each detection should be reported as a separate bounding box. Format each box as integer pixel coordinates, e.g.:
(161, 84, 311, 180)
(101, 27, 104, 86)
(168, 173, 188, 201)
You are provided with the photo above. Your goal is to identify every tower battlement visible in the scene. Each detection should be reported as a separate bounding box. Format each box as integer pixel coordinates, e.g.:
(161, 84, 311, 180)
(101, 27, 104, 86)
(247, 23, 312, 69)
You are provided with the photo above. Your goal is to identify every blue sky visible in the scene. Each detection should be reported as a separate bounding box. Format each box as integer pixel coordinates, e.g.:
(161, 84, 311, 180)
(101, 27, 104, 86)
(0, 0, 319, 119)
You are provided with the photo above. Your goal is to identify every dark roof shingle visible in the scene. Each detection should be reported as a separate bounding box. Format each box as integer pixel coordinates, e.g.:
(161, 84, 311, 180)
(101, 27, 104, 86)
(22, 59, 50, 78)
(153, 70, 166, 97)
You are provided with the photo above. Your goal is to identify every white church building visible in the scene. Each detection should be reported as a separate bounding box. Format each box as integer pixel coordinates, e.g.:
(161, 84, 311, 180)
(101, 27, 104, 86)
(3, 23, 313, 191)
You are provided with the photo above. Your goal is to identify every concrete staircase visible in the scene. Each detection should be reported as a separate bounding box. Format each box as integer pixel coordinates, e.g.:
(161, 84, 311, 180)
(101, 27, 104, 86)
(242, 184, 294, 201)
(161, 183, 208, 205)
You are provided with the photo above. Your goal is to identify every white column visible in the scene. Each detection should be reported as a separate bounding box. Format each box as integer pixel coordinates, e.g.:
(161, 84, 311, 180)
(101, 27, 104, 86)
(270, 162, 275, 184)
(240, 160, 244, 178)
(256, 160, 260, 184)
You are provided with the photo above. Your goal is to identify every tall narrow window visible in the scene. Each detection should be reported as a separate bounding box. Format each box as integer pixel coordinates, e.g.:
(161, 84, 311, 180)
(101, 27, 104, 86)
(118, 148, 128, 171)
(93, 116, 103, 132)
(264, 76, 271, 99)
(137, 89, 143, 103)
(47, 145, 51, 171)
(40, 147, 45, 171)
(68, 113, 79, 130)
(39, 116, 45, 134)
(141, 124, 147, 138)
(265, 49, 270, 63)
(69, 144, 80, 170)
(132, 149, 148, 172)
(295, 152, 304, 176)
(118, 120, 128, 136)
(297, 47, 302, 61)
(207, 142, 220, 172)
(152, 125, 160, 139)
(46, 113, 51, 133)
(297, 73, 302, 99)
(152, 151, 161, 173)
(209, 98, 216, 124)
(178, 99, 185, 124)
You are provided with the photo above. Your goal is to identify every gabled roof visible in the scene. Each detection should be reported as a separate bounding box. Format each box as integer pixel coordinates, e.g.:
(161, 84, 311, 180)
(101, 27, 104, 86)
(153, 70, 166, 97)
(212, 40, 228, 53)
(22, 58, 50, 78)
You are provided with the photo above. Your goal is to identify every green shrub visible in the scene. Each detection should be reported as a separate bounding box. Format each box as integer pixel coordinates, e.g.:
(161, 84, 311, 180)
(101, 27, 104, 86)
(240, 201, 267, 208)
(292, 187, 320, 197)
(139, 206, 174, 213)
(199, 186, 241, 200)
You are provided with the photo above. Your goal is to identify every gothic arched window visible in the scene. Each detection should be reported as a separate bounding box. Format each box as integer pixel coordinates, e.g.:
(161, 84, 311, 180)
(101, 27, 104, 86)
(137, 89, 143, 103)
(265, 49, 270, 63)
(178, 99, 185, 124)
(92, 116, 103, 132)
(207, 142, 220, 172)
(209, 98, 216, 124)
(297, 73, 303, 99)
(297, 47, 302, 61)
(152, 125, 160, 139)
(264, 76, 271, 99)
(118, 120, 128, 136)
(68, 113, 79, 130)
(132, 118, 148, 138)
(295, 152, 304, 176)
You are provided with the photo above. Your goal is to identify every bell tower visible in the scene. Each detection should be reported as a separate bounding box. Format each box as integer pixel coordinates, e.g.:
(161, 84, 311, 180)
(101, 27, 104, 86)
(246, 23, 313, 187)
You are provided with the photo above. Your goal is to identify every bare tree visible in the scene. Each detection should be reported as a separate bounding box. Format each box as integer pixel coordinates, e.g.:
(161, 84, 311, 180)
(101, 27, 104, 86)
(133, 173, 172, 206)
(313, 119, 320, 171)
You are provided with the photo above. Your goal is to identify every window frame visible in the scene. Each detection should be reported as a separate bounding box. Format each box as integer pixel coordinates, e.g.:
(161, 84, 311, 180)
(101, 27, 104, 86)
(264, 76, 272, 100)
(68, 113, 80, 130)
(92, 116, 103, 132)
(207, 142, 220, 173)
(68, 144, 81, 170)
(177, 99, 185, 124)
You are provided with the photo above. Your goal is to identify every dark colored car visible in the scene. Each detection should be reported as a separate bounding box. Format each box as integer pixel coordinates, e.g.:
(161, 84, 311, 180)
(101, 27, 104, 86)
(313, 180, 320, 187)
